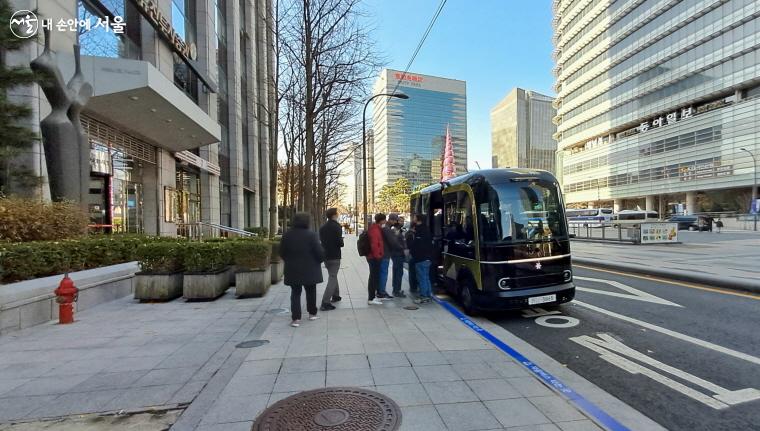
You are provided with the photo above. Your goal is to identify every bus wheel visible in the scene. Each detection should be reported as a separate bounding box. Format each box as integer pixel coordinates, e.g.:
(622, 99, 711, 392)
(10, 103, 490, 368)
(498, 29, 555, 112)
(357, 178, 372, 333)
(459, 279, 478, 316)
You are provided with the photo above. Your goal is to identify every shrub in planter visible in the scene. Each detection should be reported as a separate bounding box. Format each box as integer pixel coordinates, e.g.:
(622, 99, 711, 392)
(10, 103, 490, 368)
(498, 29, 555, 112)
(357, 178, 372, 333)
(133, 242, 185, 301)
(244, 226, 269, 238)
(181, 241, 233, 300)
(229, 240, 271, 298)
(0, 197, 89, 242)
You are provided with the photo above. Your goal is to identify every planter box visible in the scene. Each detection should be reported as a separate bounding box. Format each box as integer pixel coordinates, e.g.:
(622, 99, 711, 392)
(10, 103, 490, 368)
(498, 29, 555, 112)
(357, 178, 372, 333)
(235, 268, 272, 298)
(183, 267, 230, 300)
(134, 271, 183, 301)
(270, 260, 283, 284)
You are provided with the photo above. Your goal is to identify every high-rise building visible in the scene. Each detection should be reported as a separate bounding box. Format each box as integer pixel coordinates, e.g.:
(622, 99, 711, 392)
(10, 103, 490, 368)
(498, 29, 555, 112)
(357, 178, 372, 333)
(491, 88, 556, 173)
(4, 0, 275, 235)
(552, 0, 760, 215)
(372, 69, 467, 198)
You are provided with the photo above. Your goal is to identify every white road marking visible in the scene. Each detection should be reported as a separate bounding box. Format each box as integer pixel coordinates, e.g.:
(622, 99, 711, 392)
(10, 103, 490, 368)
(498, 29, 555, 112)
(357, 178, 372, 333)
(575, 301, 760, 366)
(574, 276, 682, 307)
(571, 333, 760, 410)
(535, 315, 580, 328)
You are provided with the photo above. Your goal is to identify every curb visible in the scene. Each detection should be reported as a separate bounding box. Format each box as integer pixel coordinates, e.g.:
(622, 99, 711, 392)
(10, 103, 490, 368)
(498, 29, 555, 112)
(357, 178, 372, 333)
(572, 257, 760, 295)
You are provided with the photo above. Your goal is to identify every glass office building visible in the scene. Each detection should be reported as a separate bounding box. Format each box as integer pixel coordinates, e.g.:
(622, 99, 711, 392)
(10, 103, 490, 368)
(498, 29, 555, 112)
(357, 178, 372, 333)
(372, 69, 467, 198)
(491, 88, 557, 173)
(552, 0, 760, 216)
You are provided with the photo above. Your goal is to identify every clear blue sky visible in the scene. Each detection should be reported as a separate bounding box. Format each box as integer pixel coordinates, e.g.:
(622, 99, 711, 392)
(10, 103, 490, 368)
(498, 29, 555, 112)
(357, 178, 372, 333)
(365, 0, 556, 170)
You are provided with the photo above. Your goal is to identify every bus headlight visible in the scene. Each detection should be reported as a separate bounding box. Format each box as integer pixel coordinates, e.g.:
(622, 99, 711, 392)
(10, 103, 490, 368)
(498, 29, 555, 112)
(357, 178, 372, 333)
(563, 270, 573, 282)
(498, 278, 511, 290)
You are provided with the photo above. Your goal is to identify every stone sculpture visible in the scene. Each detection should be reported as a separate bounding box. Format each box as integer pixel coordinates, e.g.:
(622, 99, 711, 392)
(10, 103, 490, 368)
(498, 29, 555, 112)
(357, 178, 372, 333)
(30, 28, 92, 206)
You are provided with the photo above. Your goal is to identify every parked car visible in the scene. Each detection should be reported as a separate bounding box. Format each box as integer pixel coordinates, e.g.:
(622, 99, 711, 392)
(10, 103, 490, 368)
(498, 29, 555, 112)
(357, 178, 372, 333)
(667, 215, 699, 231)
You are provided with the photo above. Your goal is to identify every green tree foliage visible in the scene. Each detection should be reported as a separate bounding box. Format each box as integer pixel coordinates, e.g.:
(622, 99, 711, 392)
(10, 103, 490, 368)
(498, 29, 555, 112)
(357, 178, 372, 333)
(0, 0, 40, 193)
(376, 178, 412, 213)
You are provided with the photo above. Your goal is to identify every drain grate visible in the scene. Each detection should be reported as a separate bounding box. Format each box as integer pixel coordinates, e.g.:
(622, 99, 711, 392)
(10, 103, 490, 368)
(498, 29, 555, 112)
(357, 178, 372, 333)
(403, 305, 419, 310)
(235, 339, 269, 348)
(252, 387, 401, 430)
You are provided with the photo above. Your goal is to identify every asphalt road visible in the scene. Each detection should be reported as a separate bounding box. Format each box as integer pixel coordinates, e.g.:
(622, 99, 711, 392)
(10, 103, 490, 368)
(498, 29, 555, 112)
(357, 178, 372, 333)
(488, 265, 760, 431)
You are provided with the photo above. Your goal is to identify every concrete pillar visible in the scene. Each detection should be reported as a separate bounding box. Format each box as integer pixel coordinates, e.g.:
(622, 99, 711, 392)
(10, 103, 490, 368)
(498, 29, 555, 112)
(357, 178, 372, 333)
(645, 195, 656, 212)
(686, 191, 697, 215)
(613, 199, 622, 213)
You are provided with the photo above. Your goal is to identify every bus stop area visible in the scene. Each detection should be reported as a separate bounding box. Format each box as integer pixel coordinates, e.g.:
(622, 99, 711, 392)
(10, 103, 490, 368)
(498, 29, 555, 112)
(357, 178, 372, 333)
(571, 230, 760, 293)
(0, 237, 665, 431)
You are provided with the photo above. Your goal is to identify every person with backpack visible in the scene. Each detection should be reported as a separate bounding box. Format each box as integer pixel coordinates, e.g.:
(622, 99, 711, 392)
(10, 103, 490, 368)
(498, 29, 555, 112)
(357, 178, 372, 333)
(377, 214, 402, 299)
(279, 212, 325, 327)
(410, 214, 434, 304)
(319, 208, 343, 311)
(363, 213, 387, 305)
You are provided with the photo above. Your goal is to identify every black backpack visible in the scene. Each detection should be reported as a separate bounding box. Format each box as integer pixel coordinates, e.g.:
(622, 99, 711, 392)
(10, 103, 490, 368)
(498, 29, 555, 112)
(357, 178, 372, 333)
(357, 230, 371, 256)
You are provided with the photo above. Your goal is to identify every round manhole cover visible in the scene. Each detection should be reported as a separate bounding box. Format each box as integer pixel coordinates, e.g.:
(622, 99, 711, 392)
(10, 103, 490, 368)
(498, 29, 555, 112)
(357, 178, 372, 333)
(236, 339, 269, 348)
(252, 387, 401, 431)
(403, 305, 419, 310)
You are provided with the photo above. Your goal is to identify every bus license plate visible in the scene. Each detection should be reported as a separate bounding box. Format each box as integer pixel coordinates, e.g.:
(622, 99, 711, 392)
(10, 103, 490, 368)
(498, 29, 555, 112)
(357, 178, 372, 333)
(528, 294, 556, 305)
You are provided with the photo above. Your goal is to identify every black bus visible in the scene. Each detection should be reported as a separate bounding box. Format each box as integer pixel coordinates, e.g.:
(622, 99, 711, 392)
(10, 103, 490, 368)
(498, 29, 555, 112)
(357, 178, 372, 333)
(410, 169, 575, 314)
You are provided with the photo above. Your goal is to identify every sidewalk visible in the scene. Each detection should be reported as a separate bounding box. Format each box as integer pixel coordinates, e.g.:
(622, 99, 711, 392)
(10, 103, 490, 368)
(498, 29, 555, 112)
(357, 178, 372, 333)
(187, 241, 605, 431)
(571, 230, 760, 293)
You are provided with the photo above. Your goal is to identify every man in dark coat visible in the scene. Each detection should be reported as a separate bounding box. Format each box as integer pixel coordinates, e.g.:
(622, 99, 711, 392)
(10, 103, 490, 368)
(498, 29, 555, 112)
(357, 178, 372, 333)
(279, 212, 325, 327)
(410, 214, 434, 304)
(319, 208, 344, 310)
(387, 213, 407, 298)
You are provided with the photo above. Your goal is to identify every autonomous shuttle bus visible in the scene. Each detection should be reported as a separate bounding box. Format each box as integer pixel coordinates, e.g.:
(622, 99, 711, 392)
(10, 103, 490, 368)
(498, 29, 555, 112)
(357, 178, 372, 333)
(410, 169, 575, 315)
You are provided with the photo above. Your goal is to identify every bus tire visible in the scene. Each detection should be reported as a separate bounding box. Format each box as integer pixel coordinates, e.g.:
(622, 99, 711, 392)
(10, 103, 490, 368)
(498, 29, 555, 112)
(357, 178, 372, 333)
(459, 278, 478, 316)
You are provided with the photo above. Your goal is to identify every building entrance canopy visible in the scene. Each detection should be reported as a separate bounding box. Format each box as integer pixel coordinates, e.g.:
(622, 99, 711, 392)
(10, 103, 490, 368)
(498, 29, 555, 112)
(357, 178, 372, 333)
(72, 56, 221, 152)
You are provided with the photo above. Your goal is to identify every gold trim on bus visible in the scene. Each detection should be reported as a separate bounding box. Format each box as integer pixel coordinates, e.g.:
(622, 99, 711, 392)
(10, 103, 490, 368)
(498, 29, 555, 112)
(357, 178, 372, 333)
(480, 254, 572, 265)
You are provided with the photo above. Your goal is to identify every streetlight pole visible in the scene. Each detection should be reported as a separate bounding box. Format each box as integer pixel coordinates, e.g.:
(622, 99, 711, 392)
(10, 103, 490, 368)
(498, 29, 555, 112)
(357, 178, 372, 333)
(740, 148, 758, 231)
(362, 92, 409, 232)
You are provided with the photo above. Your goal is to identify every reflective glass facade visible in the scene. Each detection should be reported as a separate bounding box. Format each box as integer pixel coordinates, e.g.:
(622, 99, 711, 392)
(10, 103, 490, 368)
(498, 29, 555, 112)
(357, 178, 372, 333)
(553, 0, 760, 209)
(372, 69, 467, 197)
(491, 88, 556, 173)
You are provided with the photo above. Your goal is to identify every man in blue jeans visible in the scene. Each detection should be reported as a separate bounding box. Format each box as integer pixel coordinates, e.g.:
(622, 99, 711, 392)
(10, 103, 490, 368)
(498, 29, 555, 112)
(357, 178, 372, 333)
(409, 214, 434, 304)
(387, 214, 407, 298)
(378, 214, 402, 299)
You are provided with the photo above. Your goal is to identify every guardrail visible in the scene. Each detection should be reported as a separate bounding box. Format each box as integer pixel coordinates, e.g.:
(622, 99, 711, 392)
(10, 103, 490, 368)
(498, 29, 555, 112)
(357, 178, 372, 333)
(176, 222, 257, 240)
(569, 223, 639, 244)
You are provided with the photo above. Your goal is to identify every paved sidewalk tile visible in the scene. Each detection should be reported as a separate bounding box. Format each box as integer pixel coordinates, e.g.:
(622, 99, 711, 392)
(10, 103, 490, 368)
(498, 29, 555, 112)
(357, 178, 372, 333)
(398, 405, 446, 431)
(327, 354, 369, 370)
(467, 378, 522, 401)
(371, 366, 419, 385)
(423, 380, 478, 404)
(529, 395, 587, 422)
(373, 383, 432, 406)
(414, 364, 461, 382)
(435, 401, 502, 431)
(273, 371, 325, 392)
(485, 398, 553, 428)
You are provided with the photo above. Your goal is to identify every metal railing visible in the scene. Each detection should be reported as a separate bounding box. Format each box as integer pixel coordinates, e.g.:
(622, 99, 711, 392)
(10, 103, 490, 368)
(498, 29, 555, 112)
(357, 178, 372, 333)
(176, 222, 257, 240)
(569, 223, 640, 244)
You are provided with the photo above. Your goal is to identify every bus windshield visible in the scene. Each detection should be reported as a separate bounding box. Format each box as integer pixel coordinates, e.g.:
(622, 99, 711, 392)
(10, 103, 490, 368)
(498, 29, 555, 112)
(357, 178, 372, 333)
(477, 180, 567, 244)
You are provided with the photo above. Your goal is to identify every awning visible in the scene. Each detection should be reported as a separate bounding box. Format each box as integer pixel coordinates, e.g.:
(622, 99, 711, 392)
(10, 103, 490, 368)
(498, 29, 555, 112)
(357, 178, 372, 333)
(77, 56, 221, 152)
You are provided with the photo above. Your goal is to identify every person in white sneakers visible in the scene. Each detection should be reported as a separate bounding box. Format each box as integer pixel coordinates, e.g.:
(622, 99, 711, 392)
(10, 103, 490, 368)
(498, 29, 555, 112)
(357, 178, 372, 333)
(279, 212, 325, 326)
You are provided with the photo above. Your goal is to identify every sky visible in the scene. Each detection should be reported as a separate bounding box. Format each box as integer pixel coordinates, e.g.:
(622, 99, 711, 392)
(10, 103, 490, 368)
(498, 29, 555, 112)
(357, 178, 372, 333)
(364, 0, 556, 170)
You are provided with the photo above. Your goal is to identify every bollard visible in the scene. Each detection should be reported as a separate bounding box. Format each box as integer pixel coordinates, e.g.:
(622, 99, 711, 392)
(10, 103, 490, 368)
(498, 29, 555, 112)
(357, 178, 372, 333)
(54, 274, 79, 324)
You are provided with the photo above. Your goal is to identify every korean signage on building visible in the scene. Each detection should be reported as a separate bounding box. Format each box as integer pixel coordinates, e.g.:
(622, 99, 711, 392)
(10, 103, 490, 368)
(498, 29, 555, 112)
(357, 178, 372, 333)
(132, 0, 197, 61)
(638, 107, 693, 133)
(640, 223, 678, 244)
(679, 161, 733, 182)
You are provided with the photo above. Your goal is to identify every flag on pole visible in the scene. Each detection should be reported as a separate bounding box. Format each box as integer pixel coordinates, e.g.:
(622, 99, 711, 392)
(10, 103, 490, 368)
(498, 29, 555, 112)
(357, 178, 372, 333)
(441, 124, 456, 181)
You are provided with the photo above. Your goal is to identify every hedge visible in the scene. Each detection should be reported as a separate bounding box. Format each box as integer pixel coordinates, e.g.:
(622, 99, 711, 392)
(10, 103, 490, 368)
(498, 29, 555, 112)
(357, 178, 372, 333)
(0, 197, 89, 242)
(229, 240, 271, 270)
(0, 235, 180, 283)
(135, 241, 186, 273)
(244, 226, 269, 237)
(181, 241, 232, 273)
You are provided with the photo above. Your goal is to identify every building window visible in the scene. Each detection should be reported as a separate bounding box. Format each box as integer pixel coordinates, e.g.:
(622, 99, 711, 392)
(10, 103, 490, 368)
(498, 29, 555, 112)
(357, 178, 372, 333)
(78, 0, 141, 60)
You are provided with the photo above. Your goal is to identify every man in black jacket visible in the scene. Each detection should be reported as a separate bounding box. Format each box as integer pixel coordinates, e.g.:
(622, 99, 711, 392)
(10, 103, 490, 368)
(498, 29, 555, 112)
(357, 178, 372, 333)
(319, 208, 344, 310)
(410, 214, 434, 304)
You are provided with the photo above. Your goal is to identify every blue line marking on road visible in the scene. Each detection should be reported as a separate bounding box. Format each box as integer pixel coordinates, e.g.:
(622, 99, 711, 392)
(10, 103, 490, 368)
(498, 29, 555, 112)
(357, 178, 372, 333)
(433, 296, 631, 431)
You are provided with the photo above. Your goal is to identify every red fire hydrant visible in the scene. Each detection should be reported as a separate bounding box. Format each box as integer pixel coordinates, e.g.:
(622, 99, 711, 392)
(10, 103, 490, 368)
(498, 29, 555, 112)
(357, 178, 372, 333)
(54, 274, 78, 324)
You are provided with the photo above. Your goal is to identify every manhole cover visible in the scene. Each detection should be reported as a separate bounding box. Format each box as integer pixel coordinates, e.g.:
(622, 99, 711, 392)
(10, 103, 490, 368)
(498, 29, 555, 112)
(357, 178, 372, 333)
(267, 308, 289, 314)
(236, 339, 269, 348)
(252, 387, 401, 431)
(403, 305, 419, 310)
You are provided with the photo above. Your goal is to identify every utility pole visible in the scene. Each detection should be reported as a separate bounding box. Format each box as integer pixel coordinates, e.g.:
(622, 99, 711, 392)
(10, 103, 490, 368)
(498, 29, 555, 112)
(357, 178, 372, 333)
(740, 148, 758, 231)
